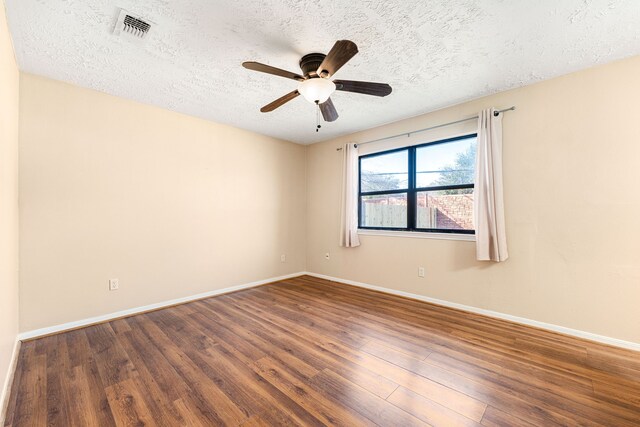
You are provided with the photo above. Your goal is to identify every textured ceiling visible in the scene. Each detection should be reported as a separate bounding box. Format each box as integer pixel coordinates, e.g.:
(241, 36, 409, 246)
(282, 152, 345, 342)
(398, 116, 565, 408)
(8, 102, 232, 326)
(5, 0, 640, 144)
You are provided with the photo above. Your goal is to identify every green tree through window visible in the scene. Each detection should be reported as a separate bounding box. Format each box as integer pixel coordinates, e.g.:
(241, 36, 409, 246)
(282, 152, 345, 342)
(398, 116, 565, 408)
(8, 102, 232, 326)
(430, 144, 476, 193)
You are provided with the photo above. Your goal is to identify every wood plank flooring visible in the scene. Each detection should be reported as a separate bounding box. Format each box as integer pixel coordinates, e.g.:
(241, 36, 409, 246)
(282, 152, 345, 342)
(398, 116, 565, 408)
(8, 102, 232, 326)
(4, 275, 640, 426)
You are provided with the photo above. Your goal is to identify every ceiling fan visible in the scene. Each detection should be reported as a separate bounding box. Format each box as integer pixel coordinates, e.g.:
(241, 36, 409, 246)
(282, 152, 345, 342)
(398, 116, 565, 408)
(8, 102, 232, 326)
(242, 40, 392, 123)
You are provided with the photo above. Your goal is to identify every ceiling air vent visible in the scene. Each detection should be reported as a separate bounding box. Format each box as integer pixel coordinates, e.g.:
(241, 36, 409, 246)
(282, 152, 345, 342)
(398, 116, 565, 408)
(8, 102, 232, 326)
(113, 9, 152, 40)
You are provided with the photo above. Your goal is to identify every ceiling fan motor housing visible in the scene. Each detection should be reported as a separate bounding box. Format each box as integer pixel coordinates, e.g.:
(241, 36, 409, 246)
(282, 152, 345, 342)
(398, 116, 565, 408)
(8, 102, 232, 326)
(299, 53, 327, 78)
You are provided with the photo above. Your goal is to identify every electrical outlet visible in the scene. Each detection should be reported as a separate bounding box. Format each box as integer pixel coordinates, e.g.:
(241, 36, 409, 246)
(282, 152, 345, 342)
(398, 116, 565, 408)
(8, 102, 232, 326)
(109, 279, 119, 291)
(280, 254, 286, 262)
(418, 267, 425, 278)
(325, 252, 330, 260)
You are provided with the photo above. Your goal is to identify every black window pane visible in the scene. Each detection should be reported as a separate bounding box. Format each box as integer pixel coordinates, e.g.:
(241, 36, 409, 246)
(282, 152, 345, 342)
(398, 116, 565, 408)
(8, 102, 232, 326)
(416, 189, 474, 231)
(416, 137, 477, 188)
(361, 193, 407, 228)
(360, 150, 408, 192)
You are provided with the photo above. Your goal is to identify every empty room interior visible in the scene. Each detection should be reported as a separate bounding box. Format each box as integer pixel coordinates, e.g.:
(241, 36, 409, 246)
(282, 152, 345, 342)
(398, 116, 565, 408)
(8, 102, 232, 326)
(2, 1, 640, 426)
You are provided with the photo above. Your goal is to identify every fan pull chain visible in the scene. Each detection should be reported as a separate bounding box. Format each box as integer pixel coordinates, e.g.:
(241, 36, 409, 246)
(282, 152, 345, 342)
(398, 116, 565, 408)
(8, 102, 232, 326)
(315, 101, 321, 132)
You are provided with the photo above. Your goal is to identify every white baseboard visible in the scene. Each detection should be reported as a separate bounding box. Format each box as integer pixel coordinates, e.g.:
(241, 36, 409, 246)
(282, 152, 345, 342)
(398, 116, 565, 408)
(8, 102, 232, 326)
(18, 272, 306, 341)
(304, 272, 640, 352)
(0, 339, 21, 425)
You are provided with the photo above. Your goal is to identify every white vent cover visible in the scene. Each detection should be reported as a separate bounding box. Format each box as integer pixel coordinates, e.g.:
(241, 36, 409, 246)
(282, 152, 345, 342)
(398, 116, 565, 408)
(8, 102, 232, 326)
(113, 9, 152, 40)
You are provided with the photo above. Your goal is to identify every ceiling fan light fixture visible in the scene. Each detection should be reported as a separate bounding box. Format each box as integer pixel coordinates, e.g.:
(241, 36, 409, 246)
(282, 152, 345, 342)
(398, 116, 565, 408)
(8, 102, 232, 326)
(298, 78, 336, 104)
(244, 40, 391, 123)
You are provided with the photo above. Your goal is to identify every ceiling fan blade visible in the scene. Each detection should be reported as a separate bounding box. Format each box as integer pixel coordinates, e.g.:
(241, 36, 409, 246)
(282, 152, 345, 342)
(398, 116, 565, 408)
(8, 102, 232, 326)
(243, 61, 305, 81)
(260, 89, 300, 113)
(319, 98, 339, 122)
(260, 90, 300, 112)
(334, 80, 392, 97)
(317, 40, 358, 78)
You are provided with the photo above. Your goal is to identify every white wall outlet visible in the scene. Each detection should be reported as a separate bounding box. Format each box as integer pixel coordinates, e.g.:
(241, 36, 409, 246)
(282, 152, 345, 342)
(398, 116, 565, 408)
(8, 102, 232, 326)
(280, 254, 286, 262)
(109, 278, 119, 291)
(418, 267, 425, 278)
(325, 252, 330, 260)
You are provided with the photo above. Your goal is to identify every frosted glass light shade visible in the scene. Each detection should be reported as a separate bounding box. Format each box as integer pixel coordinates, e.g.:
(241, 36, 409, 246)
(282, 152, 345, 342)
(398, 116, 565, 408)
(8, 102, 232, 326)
(298, 78, 336, 103)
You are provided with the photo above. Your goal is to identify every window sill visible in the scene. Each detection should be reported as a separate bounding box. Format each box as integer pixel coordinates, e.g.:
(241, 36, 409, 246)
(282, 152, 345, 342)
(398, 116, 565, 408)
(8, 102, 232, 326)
(357, 229, 476, 242)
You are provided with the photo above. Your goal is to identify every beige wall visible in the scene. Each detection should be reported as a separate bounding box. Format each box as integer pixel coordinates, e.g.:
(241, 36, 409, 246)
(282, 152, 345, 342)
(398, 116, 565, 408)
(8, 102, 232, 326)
(19, 74, 307, 332)
(307, 55, 640, 344)
(0, 0, 19, 415)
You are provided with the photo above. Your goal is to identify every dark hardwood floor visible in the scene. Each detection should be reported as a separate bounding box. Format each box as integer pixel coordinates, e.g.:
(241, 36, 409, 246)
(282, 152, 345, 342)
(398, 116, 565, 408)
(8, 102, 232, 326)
(4, 275, 640, 426)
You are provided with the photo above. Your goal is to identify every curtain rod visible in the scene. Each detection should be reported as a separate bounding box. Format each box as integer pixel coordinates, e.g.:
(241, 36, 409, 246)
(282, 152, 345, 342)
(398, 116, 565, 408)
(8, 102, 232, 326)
(336, 106, 516, 151)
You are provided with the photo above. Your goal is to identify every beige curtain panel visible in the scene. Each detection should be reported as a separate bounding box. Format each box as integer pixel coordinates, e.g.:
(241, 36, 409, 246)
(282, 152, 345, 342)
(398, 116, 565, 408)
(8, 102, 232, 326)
(340, 143, 361, 248)
(474, 108, 508, 261)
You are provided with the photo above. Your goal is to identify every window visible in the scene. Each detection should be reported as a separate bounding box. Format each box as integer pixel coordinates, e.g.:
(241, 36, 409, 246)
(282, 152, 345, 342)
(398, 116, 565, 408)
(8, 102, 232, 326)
(358, 134, 477, 234)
